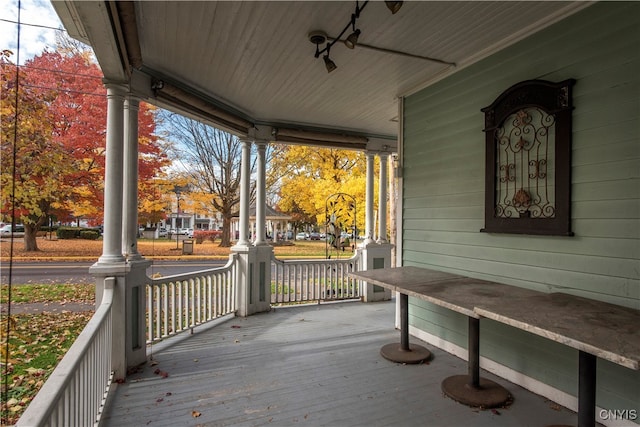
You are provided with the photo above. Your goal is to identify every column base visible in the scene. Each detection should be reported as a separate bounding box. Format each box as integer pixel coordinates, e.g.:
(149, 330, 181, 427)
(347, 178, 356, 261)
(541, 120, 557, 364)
(96, 254, 126, 264)
(441, 374, 512, 409)
(380, 342, 431, 364)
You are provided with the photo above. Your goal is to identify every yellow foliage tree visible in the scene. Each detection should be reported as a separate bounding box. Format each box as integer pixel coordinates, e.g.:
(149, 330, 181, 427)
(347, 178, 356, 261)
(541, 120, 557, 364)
(271, 145, 377, 239)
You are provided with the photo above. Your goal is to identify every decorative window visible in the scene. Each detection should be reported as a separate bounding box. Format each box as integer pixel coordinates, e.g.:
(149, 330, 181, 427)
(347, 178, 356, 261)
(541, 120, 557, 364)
(481, 79, 575, 235)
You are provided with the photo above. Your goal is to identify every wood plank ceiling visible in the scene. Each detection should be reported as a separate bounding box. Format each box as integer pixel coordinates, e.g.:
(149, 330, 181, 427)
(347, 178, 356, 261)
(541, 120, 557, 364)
(53, 1, 587, 144)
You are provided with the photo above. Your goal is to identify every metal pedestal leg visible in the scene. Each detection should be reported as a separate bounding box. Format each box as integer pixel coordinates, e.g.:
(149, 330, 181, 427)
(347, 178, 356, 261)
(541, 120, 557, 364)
(441, 317, 512, 408)
(380, 293, 431, 364)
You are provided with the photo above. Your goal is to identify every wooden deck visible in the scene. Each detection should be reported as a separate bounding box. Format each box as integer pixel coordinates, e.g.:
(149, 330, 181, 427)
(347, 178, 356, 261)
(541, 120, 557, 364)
(102, 300, 583, 426)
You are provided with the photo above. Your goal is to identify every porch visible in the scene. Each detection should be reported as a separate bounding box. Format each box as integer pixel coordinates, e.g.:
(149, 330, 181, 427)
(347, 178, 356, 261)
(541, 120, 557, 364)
(101, 300, 582, 427)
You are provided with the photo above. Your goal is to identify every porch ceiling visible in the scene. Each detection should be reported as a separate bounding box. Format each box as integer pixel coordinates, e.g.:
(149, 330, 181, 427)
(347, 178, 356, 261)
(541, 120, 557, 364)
(51, 1, 587, 147)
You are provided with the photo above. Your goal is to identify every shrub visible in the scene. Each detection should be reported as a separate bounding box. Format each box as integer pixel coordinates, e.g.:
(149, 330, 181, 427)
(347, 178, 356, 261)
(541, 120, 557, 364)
(57, 227, 101, 240)
(80, 230, 100, 240)
(57, 227, 78, 239)
(193, 230, 222, 243)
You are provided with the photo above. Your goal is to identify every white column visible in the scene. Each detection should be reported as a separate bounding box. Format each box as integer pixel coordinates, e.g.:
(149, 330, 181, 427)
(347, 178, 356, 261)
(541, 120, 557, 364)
(235, 138, 252, 247)
(98, 83, 127, 264)
(364, 151, 375, 245)
(377, 153, 389, 244)
(122, 96, 142, 259)
(254, 141, 267, 246)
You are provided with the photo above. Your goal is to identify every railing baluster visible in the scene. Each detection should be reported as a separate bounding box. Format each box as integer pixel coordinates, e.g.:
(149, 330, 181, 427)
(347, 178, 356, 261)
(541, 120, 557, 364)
(170, 282, 176, 337)
(207, 275, 212, 320)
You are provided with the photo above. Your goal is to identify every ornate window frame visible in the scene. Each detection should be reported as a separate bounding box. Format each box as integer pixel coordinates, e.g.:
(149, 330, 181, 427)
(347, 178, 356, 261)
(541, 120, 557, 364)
(481, 79, 575, 236)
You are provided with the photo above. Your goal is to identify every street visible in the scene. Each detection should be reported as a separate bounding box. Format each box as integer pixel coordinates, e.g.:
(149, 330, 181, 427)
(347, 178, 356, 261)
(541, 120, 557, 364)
(0, 260, 227, 285)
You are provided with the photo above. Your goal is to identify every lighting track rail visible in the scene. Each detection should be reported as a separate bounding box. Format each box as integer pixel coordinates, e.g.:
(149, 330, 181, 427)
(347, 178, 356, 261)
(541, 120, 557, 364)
(310, 1, 455, 72)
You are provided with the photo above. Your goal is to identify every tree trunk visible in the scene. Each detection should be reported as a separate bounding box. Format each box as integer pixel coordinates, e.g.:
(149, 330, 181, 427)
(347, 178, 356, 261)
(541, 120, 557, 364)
(219, 214, 232, 247)
(23, 225, 39, 251)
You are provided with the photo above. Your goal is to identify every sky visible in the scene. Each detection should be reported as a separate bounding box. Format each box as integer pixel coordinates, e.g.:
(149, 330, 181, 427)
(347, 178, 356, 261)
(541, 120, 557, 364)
(0, 0, 63, 64)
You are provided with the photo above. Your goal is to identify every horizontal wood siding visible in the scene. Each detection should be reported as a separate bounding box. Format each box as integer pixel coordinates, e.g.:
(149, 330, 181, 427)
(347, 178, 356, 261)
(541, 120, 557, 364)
(403, 2, 639, 413)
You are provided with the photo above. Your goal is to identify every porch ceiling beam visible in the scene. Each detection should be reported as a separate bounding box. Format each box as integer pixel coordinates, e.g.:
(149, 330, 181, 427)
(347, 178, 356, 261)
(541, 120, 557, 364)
(113, 1, 142, 71)
(274, 128, 368, 151)
(153, 81, 253, 135)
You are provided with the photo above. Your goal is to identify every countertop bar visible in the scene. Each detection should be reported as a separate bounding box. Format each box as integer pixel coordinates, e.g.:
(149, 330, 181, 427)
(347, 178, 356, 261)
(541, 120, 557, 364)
(349, 266, 541, 318)
(349, 266, 640, 426)
(475, 292, 640, 370)
(349, 266, 459, 291)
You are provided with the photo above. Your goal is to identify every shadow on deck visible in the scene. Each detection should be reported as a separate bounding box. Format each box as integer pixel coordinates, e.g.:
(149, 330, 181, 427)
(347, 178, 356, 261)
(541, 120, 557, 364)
(102, 300, 580, 426)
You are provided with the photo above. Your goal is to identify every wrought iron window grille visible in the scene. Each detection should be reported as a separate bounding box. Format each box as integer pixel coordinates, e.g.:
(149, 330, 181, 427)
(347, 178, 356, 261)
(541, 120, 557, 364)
(481, 79, 576, 236)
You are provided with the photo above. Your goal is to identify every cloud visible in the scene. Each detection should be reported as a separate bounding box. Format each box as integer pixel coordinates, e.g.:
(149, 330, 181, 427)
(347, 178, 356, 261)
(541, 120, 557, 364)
(0, 0, 63, 64)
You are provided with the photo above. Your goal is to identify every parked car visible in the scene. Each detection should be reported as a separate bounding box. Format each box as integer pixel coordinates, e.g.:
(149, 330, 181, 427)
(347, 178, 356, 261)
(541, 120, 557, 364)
(0, 224, 24, 236)
(157, 227, 168, 237)
(296, 232, 307, 240)
(309, 232, 321, 240)
(0, 224, 11, 236)
(187, 229, 194, 238)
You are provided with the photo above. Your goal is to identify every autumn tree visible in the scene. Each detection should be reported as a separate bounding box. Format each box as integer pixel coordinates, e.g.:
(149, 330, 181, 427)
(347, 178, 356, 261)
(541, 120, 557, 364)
(161, 115, 255, 247)
(1, 44, 168, 251)
(270, 145, 374, 243)
(0, 50, 73, 250)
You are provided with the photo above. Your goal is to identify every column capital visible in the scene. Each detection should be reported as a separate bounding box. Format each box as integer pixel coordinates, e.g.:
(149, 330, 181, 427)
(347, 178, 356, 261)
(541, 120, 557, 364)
(103, 80, 128, 94)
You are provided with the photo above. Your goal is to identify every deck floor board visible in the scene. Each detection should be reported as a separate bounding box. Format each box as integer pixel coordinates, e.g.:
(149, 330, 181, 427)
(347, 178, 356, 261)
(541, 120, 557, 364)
(102, 300, 583, 426)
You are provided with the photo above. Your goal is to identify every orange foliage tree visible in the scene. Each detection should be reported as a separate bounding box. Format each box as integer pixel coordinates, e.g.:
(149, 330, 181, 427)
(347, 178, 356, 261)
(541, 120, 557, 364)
(1, 46, 169, 251)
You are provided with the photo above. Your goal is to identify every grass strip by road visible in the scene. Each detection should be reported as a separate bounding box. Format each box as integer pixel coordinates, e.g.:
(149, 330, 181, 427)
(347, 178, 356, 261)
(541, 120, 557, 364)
(1, 283, 95, 304)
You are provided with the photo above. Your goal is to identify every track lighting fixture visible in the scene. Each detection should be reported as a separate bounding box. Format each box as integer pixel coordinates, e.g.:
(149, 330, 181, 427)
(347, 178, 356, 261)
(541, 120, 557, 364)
(308, 1, 456, 73)
(309, 1, 370, 72)
(309, 0, 410, 73)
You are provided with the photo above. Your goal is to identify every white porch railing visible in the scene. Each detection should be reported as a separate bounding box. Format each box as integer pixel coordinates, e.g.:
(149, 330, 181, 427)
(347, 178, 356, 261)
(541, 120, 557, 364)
(271, 252, 361, 304)
(16, 278, 115, 427)
(146, 254, 238, 344)
(16, 252, 365, 425)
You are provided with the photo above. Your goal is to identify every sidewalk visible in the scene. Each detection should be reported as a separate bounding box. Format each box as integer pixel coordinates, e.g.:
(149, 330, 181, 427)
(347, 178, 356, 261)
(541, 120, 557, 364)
(1, 301, 95, 315)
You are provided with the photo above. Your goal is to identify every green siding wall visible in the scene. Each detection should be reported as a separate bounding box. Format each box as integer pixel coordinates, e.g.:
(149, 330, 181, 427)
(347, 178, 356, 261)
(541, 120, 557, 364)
(402, 2, 639, 415)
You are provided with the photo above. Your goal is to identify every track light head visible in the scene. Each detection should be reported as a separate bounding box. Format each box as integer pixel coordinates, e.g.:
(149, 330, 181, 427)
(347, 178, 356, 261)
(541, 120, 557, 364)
(344, 29, 361, 49)
(385, 1, 403, 14)
(323, 55, 337, 73)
